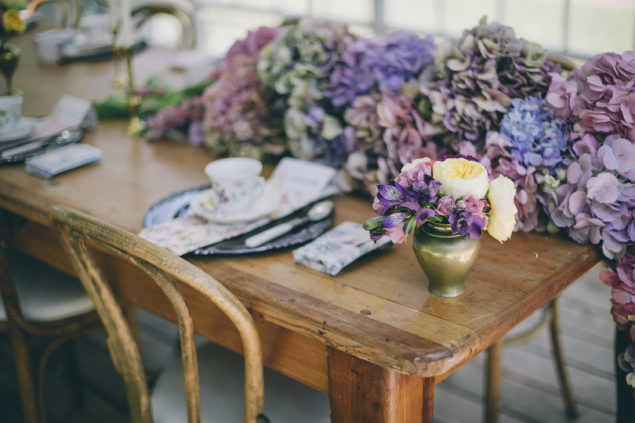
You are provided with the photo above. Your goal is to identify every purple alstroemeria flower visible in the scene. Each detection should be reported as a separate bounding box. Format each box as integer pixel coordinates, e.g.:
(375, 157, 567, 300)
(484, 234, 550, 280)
(383, 211, 408, 228)
(411, 176, 441, 203)
(377, 183, 407, 207)
(449, 210, 488, 240)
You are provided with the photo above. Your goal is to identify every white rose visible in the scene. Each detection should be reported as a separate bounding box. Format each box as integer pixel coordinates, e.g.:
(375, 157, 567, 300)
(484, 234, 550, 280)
(486, 176, 518, 243)
(432, 158, 489, 199)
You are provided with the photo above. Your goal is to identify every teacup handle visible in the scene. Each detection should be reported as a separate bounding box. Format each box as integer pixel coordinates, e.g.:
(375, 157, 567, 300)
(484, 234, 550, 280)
(253, 176, 265, 199)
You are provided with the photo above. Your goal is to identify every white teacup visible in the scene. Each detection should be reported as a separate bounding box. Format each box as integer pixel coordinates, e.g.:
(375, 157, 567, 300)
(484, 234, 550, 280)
(0, 95, 22, 137)
(205, 158, 265, 214)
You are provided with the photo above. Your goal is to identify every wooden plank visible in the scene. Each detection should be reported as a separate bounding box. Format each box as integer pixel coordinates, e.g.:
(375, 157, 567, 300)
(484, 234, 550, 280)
(327, 347, 433, 423)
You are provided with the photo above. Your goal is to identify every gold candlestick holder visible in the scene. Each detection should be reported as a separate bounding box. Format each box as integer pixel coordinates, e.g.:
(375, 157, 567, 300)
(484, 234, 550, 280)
(112, 28, 127, 88)
(120, 45, 145, 136)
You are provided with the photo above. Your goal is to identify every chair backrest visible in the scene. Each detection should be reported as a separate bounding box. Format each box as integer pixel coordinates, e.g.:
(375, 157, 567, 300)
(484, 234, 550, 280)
(51, 205, 265, 423)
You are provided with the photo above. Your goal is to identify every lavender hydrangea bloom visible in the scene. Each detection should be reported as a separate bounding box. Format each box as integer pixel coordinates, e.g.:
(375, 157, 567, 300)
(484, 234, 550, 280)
(326, 32, 436, 109)
(500, 96, 570, 168)
(258, 19, 356, 165)
(420, 17, 560, 150)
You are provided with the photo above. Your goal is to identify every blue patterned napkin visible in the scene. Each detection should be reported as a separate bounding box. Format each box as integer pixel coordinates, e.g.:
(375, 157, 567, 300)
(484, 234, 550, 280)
(292, 221, 391, 276)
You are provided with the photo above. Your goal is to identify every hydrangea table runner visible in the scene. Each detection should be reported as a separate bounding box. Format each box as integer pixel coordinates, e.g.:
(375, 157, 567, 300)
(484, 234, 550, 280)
(133, 16, 634, 408)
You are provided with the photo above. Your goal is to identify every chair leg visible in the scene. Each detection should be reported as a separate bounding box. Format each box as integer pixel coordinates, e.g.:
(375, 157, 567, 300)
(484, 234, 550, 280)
(7, 321, 39, 423)
(548, 299, 578, 419)
(484, 339, 503, 423)
(63, 341, 85, 408)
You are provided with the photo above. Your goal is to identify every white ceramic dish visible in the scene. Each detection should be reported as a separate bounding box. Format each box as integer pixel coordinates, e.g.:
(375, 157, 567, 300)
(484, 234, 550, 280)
(189, 183, 281, 224)
(0, 117, 39, 143)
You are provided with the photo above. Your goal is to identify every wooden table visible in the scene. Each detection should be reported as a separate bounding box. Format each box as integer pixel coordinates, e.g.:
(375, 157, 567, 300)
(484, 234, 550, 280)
(0, 35, 601, 422)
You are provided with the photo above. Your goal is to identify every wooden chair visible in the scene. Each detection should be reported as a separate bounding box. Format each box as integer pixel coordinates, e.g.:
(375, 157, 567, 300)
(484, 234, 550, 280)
(484, 299, 577, 422)
(51, 205, 327, 423)
(0, 213, 102, 423)
(132, 0, 197, 49)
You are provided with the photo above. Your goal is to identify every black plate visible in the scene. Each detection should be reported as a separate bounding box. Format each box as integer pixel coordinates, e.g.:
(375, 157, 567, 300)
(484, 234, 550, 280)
(59, 41, 147, 64)
(143, 185, 334, 256)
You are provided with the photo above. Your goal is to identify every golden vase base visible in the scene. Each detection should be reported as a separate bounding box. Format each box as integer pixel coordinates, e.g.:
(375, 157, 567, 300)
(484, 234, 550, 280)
(412, 222, 481, 297)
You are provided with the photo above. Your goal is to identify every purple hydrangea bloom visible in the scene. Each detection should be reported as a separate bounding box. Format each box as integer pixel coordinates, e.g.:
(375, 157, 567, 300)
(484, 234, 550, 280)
(500, 96, 571, 168)
(344, 91, 441, 193)
(546, 51, 635, 142)
(420, 17, 560, 151)
(326, 32, 436, 109)
(480, 132, 544, 232)
(541, 133, 634, 259)
(203, 56, 285, 160)
(146, 96, 205, 145)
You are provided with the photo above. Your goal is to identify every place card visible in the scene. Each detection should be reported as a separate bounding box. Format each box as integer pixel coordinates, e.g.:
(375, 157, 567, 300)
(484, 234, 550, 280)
(292, 221, 391, 276)
(267, 157, 337, 217)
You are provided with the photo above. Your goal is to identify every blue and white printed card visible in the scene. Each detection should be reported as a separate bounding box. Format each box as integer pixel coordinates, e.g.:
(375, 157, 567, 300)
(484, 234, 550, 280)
(293, 221, 391, 276)
(25, 144, 102, 179)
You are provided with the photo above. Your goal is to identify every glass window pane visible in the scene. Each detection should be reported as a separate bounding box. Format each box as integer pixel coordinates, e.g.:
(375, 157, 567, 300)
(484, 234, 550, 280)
(385, 0, 437, 32)
(310, 0, 373, 22)
(230, 0, 309, 15)
(197, 8, 283, 57)
(444, 0, 497, 37)
(569, 0, 634, 55)
(506, 0, 565, 51)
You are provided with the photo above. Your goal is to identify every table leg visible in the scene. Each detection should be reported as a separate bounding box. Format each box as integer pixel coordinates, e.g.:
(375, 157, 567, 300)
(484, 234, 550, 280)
(615, 326, 635, 423)
(327, 347, 434, 423)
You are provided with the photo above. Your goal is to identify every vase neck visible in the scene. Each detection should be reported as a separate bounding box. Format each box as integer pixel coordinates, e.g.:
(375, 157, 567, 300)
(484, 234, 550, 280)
(420, 222, 459, 238)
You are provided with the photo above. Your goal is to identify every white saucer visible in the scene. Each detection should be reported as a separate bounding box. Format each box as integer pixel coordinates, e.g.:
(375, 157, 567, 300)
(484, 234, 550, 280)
(190, 184, 281, 224)
(0, 117, 39, 143)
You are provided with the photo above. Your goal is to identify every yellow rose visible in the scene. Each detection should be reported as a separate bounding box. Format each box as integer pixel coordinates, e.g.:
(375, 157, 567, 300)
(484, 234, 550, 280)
(486, 175, 517, 243)
(3, 10, 25, 33)
(432, 158, 489, 199)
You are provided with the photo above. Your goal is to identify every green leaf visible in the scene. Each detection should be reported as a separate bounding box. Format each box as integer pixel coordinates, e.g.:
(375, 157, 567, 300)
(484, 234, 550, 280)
(363, 216, 385, 231)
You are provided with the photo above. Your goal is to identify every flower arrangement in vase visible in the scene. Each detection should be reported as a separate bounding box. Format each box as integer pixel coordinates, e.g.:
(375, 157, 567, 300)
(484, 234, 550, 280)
(364, 156, 517, 296)
(0, 0, 26, 95)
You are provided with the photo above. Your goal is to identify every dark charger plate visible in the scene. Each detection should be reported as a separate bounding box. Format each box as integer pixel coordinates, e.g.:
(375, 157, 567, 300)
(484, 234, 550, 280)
(143, 184, 334, 256)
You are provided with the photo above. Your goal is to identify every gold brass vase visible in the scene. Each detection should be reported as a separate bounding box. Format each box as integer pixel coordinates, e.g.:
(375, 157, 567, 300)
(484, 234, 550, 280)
(0, 44, 20, 95)
(412, 222, 481, 297)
